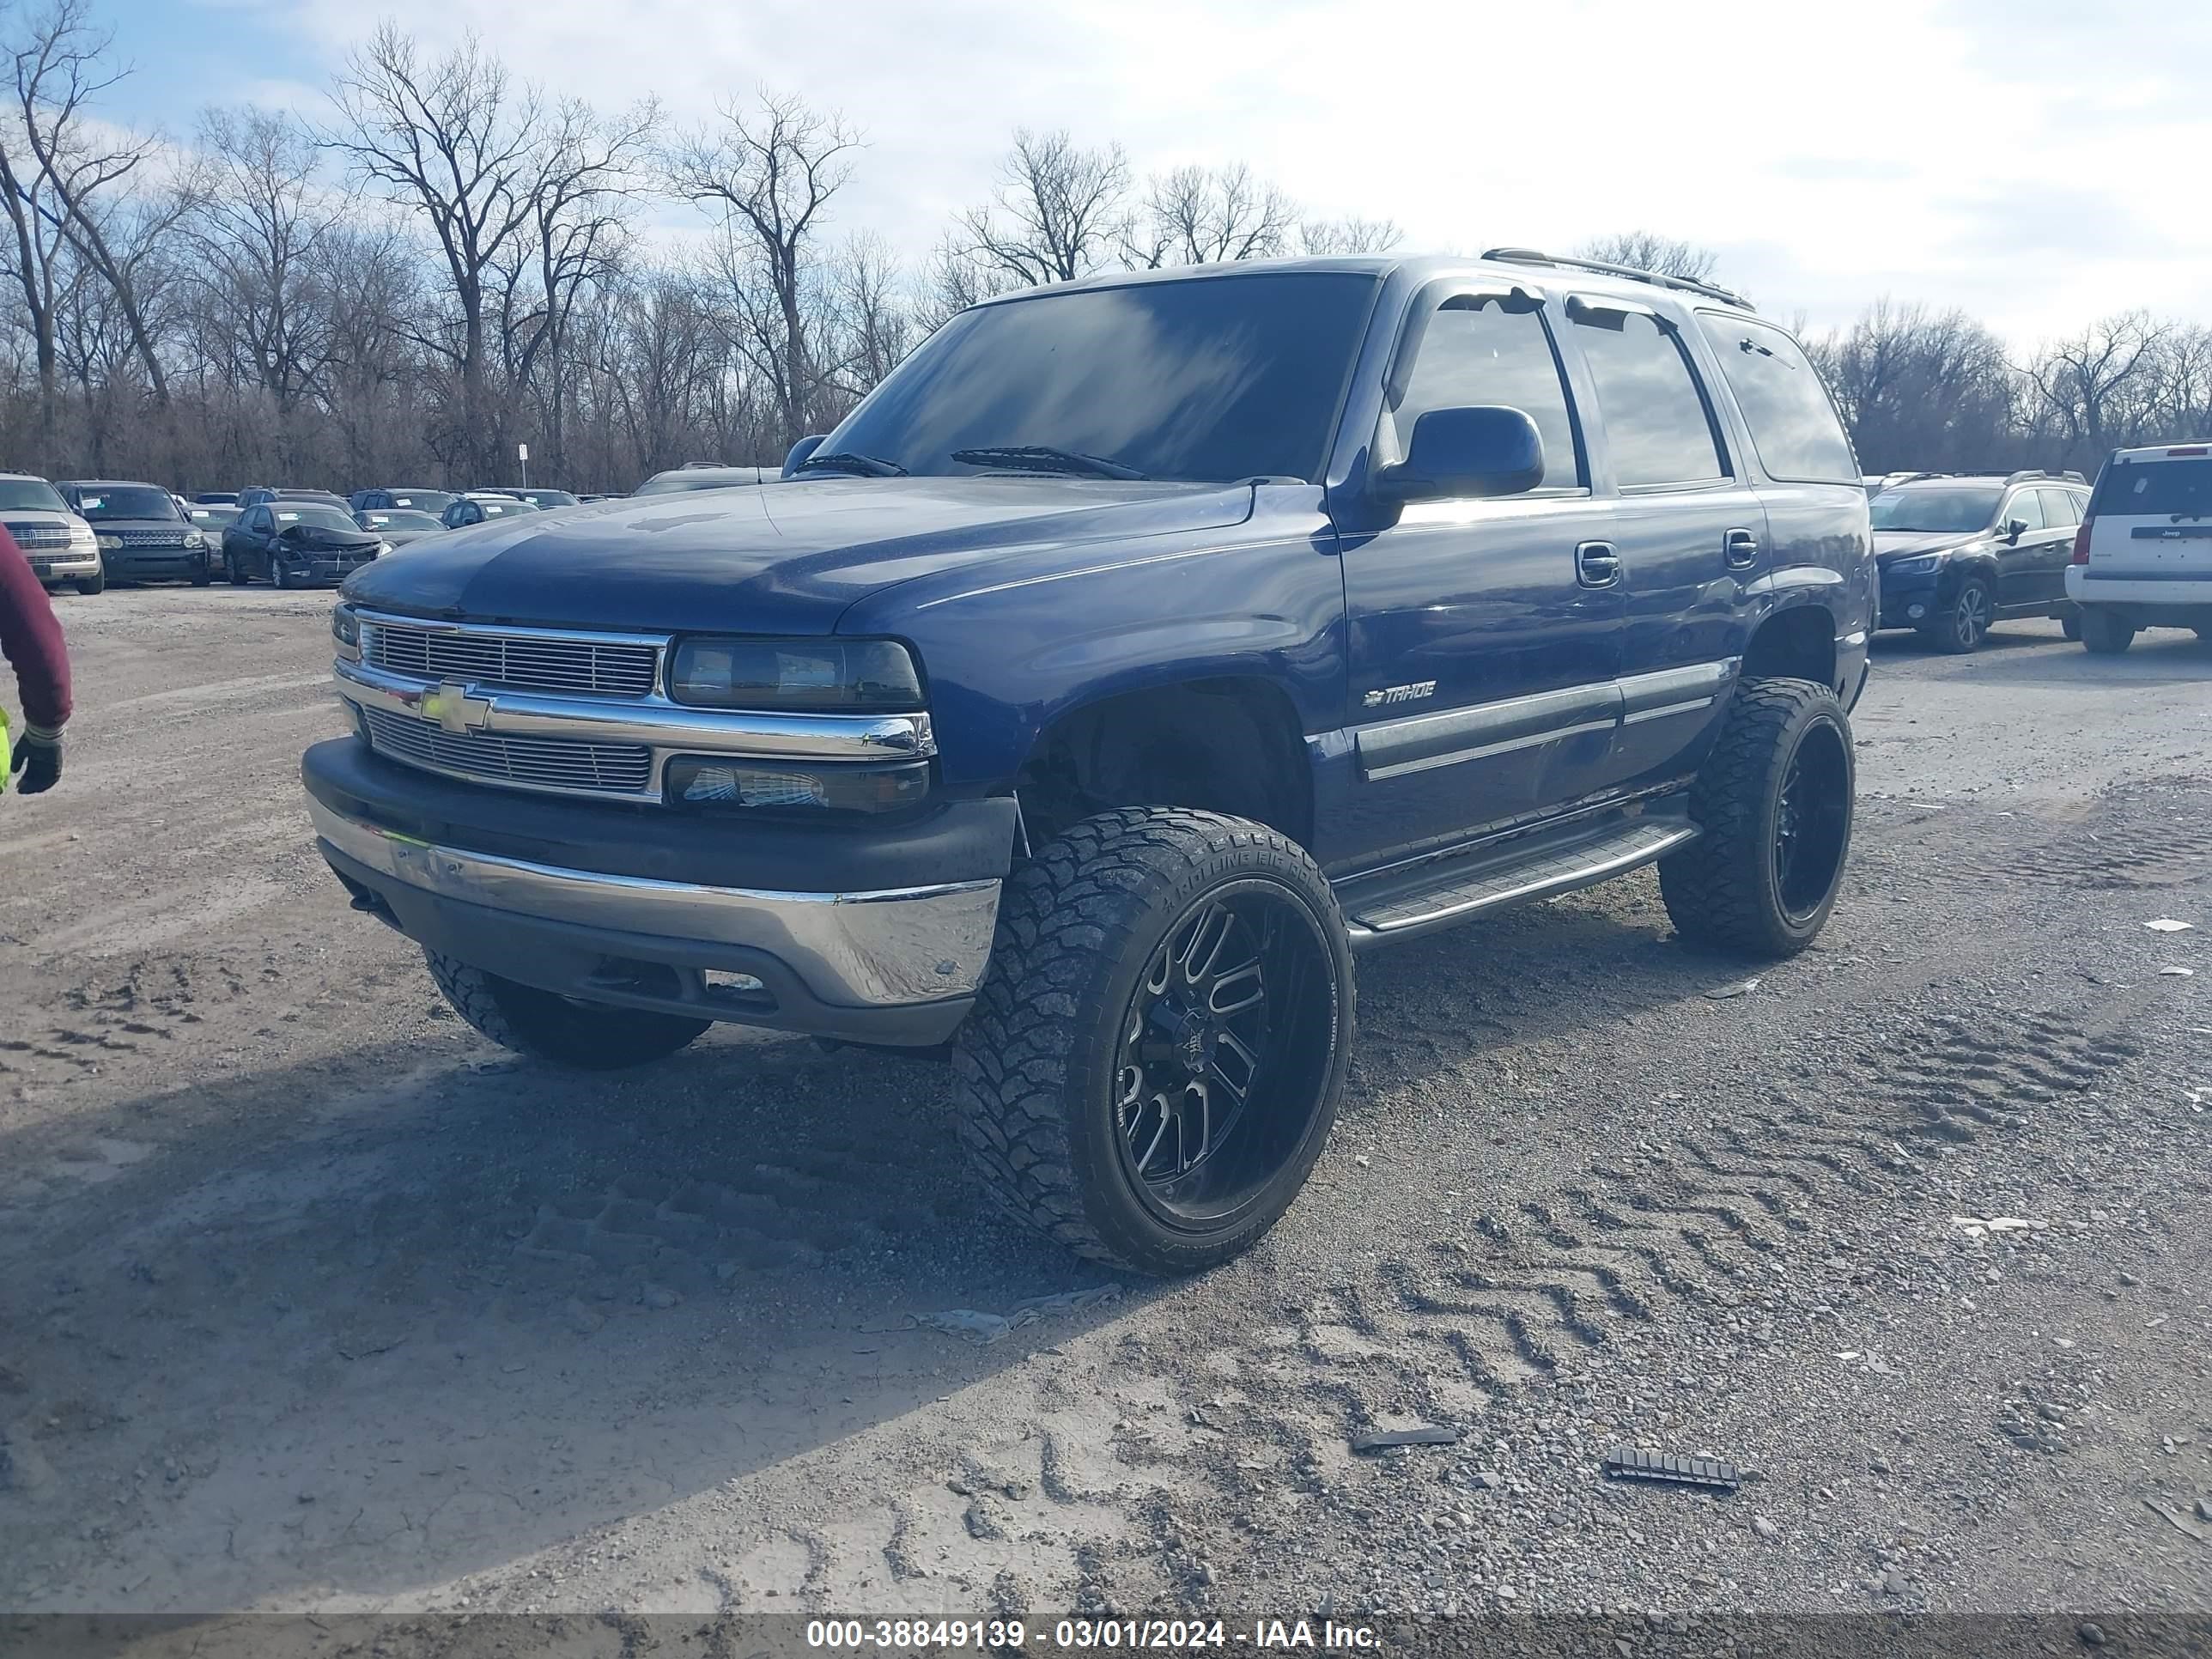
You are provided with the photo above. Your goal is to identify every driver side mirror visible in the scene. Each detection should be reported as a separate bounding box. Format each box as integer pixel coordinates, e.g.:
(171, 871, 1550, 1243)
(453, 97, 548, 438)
(783, 434, 829, 477)
(1376, 406, 1546, 505)
(2004, 519, 2028, 543)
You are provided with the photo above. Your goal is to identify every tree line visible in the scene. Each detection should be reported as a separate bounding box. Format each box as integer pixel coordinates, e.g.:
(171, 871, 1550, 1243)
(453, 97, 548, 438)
(0, 3, 2204, 495)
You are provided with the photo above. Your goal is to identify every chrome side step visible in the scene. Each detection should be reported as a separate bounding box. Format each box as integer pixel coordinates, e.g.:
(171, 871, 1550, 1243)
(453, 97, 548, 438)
(1338, 816, 1698, 951)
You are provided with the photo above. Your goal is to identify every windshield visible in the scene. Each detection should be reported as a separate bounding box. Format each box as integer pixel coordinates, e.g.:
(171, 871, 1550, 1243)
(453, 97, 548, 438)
(383, 489, 454, 514)
(2090, 456, 2212, 520)
(273, 505, 360, 533)
(818, 271, 1380, 483)
(187, 506, 238, 525)
(520, 490, 577, 507)
(361, 510, 441, 531)
(1870, 486, 2000, 533)
(72, 485, 181, 521)
(474, 499, 530, 517)
(0, 478, 68, 513)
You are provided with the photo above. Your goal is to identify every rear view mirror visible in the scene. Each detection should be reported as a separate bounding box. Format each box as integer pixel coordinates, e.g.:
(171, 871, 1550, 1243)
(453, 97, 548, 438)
(1376, 405, 1546, 504)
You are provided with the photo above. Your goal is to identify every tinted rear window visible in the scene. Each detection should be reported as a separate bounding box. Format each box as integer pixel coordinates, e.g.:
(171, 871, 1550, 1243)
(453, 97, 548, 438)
(1696, 316, 1857, 484)
(2090, 456, 2212, 520)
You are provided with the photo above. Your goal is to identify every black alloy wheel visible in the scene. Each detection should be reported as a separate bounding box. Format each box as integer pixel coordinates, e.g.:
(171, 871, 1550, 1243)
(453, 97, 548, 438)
(954, 807, 1355, 1274)
(1772, 721, 1852, 925)
(1112, 882, 1334, 1230)
(1930, 577, 1990, 653)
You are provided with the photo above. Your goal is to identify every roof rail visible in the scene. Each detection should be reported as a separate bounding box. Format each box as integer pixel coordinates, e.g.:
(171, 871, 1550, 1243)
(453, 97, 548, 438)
(2001, 468, 2087, 486)
(1479, 246, 1757, 313)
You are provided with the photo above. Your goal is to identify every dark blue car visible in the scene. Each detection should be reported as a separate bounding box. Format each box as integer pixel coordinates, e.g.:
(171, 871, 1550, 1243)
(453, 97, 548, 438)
(304, 252, 1872, 1273)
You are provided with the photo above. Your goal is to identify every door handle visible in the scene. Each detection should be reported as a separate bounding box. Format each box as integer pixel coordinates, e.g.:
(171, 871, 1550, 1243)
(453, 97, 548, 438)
(1576, 540, 1621, 588)
(1723, 527, 1759, 568)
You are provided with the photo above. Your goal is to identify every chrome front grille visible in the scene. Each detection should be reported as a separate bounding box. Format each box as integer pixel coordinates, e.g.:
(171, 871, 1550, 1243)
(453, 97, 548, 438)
(117, 528, 187, 547)
(362, 706, 653, 795)
(364, 620, 659, 697)
(6, 522, 72, 549)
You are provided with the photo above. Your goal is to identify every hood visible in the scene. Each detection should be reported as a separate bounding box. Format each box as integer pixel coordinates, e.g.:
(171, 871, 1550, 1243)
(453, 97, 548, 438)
(341, 476, 1255, 634)
(1873, 528, 1984, 565)
(278, 522, 380, 550)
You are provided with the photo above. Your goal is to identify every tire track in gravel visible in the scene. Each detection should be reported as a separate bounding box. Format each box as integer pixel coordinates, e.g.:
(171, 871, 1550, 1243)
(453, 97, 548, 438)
(1104, 993, 2154, 1508)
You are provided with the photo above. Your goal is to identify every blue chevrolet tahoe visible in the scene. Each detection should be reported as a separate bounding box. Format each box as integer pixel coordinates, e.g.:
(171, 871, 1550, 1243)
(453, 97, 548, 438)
(304, 252, 1874, 1274)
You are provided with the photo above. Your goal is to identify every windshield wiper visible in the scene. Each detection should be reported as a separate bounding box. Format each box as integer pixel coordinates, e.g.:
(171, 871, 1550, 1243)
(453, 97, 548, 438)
(795, 452, 907, 477)
(950, 445, 1147, 481)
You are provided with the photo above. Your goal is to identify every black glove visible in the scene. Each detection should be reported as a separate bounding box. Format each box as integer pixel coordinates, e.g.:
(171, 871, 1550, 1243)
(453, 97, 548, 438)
(11, 734, 60, 794)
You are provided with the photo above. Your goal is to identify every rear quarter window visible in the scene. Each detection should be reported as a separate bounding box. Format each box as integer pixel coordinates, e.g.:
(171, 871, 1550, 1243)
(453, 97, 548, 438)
(1696, 315, 1858, 485)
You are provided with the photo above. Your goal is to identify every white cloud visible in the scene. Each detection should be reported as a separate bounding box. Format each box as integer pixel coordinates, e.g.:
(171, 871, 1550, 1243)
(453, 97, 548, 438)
(218, 0, 2209, 343)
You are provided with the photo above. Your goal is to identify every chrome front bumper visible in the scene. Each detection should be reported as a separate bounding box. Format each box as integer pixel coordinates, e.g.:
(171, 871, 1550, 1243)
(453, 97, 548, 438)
(28, 550, 100, 580)
(308, 796, 1000, 1042)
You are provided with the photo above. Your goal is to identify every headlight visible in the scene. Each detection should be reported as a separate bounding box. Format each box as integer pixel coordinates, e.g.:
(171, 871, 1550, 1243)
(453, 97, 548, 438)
(95, 532, 122, 551)
(665, 756, 931, 815)
(667, 637, 924, 712)
(1890, 553, 1942, 575)
(375, 540, 394, 556)
(67, 520, 94, 545)
(183, 531, 206, 550)
(331, 604, 361, 657)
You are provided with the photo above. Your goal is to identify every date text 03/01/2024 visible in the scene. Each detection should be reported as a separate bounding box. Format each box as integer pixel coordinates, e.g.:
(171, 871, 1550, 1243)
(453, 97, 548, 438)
(802, 1617, 1382, 1650)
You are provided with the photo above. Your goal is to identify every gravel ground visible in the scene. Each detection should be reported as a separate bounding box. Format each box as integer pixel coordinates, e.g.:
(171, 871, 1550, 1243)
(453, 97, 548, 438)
(2, 587, 2209, 1635)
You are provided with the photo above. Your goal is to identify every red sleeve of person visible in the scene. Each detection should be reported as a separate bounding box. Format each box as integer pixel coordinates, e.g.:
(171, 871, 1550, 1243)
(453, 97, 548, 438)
(0, 524, 71, 794)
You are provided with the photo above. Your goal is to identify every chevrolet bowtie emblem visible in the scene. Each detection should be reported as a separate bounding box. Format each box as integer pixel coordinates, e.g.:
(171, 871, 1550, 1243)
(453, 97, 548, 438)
(421, 682, 492, 734)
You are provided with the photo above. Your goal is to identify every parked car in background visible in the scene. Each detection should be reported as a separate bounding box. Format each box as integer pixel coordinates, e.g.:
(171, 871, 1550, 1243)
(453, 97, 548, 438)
(438, 492, 538, 529)
(185, 501, 240, 544)
(223, 499, 387, 588)
(576, 493, 620, 503)
(240, 486, 352, 511)
(354, 507, 445, 549)
(192, 491, 240, 506)
(509, 488, 579, 509)
(58, 479, 215, 586)
(631, 465, 772, 495)
(1871, 470, 2087, 651)
(351, 487, 457, 517)
(2067, 442, 2212, 654)
(0, 471, 103, 593)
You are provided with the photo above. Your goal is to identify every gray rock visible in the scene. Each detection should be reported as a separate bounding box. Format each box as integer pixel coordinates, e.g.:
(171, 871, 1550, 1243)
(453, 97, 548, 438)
(641, 1285, 681, 1310)
(1752, 1516, 1779, 1540)
(2078, 1624, 2106, 1647)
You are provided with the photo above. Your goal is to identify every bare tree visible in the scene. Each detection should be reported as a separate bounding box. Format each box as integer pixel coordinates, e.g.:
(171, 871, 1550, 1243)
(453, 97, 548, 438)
(1809, 299, 2017, 471)
(2025, 311, 2174, 460)
(913, 231, 1009, 334)
(955, 128, 1128, 287)
(191, 107, 345, 440)
(506, 95, 654, 477)
(0, 0, 181, 454)
(665, 90, 855, 451)
(1576, 230, 1718, 282)
(827, 229, 909, 398)
(1297, 214, 1402, 256)
(325, 25, 550, 478)
(1123, 162, 1294, 268)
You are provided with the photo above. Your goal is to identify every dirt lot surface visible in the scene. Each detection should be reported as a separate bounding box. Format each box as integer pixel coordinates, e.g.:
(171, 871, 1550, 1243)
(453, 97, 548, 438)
(3, 587, 2210, 1632)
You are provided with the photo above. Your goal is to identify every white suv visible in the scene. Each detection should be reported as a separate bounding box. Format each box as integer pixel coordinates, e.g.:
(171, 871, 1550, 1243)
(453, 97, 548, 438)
(2066, 442, 2212, 653)
(0, 471, 103, 594)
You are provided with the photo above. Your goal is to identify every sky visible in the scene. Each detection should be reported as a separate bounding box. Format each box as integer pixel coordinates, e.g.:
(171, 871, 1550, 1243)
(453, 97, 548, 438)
(104, 0, 2211, 347)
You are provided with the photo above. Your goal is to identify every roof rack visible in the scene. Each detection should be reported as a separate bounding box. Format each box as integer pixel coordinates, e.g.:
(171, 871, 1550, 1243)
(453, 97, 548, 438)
(1891, 469, 2087, 485)
(1479, 246, 1756, 313)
